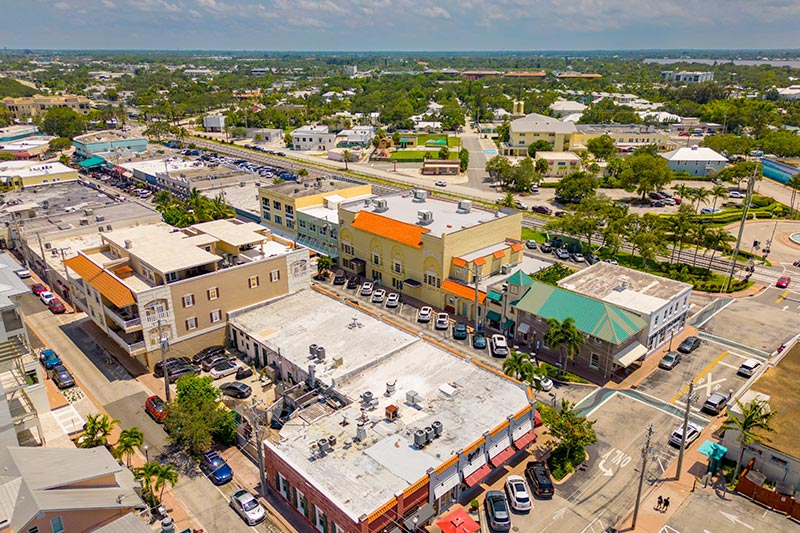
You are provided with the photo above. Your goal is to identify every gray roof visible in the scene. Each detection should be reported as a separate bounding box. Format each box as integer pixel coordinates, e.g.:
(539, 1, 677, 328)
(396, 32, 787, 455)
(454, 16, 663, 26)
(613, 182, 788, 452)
(91, 513, 152, 533)
(510, 113, 578, 134)
(0, 253, 29, 309)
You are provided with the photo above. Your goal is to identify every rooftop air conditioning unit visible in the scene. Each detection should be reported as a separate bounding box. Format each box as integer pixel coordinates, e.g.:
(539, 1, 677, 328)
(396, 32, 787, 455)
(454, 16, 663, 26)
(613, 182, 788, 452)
(373, 199, 388, 211)
(417, 210, 433, 225)
(501, 264, 511, 274)
(412, 189, 428, 202)
(458, 200, 473, 213)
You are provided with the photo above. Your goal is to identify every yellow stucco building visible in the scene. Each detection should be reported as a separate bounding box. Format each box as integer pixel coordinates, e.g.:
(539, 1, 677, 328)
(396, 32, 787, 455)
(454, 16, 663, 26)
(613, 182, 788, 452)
(0, 161, 78, 188)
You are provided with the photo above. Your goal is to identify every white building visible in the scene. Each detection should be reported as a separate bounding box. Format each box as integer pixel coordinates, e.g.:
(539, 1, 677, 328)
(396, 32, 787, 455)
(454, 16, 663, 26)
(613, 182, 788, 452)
(777, 85, 800, 101)
(558, 262, 693, 350)
(534, 151, 581, 177)
(661, 71, 714, 83)
(549, 100, 587, 118)
(661, 145, 728, 176)
(344, 65, 357, 76)
(202, 115, 226, 133)
(290, 125, 336, 151)
(337, 125, 375, 147)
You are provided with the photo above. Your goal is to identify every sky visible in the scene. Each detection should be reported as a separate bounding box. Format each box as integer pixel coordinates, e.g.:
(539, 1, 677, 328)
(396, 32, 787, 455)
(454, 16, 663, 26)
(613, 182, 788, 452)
(5, 0, 800, 51)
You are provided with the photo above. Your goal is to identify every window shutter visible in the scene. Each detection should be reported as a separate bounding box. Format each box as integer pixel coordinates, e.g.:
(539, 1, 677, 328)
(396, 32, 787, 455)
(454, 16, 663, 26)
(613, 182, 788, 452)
(291, 486, 297, 508)
(275, 472, 280, 491)
(310, 504, 317, 525)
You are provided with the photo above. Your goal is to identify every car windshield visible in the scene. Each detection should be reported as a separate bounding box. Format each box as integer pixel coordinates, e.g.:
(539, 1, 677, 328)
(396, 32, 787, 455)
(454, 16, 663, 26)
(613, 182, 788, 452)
(242, 499, 259, 511)
(664, 355, 676, 362)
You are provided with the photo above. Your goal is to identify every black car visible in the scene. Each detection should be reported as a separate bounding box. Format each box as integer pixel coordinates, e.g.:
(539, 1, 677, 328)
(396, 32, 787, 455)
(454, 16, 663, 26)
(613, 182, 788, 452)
(154, 357, 192, 378)
(168, 365, 198, 383)
(677, 336, 701, 354)
(525, 461, 554, 499)
(472, 333, 487, 350)
(236, 365, 254, 380)
(50, 365, 75, 389)
(220, 381, 252, 399)
(192, 346, 227, 366)
(333, 270, 346, 285)
(346, 276, 360, 289)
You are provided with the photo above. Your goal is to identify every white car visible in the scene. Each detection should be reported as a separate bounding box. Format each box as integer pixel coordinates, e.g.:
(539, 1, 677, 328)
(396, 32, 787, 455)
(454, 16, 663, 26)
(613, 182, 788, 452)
(417, 306, 433, 322)
(230, 489, 266, 525)
(435, 313, 449, 330)
(504, 475, 532, 512)
(385, 293, 400, 308)
(435, 180, 447, 187)
(360, 282, 374, 296)
(209, 360, 240, 380)
(737, 358, 761, 377)
(490, 334, 509, 357)
(14, 269, 31, 279)
(729, 190, 746, 199)
(371, 289, 386, 303)
(668, 422, 702, 448)
(532, 374, 553, 392)
(39, 291, 56, 305)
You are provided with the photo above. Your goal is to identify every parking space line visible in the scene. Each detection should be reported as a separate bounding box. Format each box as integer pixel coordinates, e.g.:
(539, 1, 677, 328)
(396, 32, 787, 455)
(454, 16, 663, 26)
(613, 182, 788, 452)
(670, 351, 728, 404)
(717, 361, 739, 370)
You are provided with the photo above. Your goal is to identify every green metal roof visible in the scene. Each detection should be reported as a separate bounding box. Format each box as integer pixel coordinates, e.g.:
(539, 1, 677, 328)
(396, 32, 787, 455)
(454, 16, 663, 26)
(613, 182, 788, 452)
(78, 156, 105, 168)
(486, 290, 503, 303)
(486, 310, 502, 322)
(506, 271, 534, 288)
(513, 283, 645, 345)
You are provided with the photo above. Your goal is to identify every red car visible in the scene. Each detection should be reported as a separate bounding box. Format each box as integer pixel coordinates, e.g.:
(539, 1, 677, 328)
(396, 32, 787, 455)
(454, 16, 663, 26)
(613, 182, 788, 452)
(145, 395, 168, 422)
(31, 283, 47, 296)
(48, 298, 66, 314)
(777, 276, 791, 288)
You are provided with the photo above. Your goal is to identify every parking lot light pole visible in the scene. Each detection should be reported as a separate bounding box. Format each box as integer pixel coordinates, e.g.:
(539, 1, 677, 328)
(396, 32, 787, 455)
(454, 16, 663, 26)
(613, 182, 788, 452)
(631, 424, 654, 530)
(676, 382, 696, 481)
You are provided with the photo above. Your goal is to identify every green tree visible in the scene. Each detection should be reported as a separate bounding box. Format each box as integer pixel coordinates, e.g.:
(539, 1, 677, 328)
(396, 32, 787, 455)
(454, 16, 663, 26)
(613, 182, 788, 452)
(701, 134, 754, 157)
(79, 413, 120, 448)
(253, 133, 264, 142)
(48, 137, 72, 152)
(543, 317, 585, 375)
(687, 187, 712, 214)
(229, 126, 247, 139)
(458, 148, 469, 172)
(41, 107, 85, 139)
(0, 103, 12, 128)
(787, 174, 800, 215)
(497, 192, 515, 208)
(760, 130, 800, 157)
(154, 462, 179, 501)
(716, 161, 761, 190)
(317, 255, 335, 277)
(606, 156, 628, 179)
(438, 146, 450, 160)
(284, 132, 294, 147)
(535, 158, 549, 176)
(626, 213, 668, 270)
(496, 120, 510, 143)
(510, 157, 536, 192)
(547, 195, 615, 257)
(114, 426, 144, 467)
(619, 153, 673, 201)
(704, 227, 734, 269)
(721, 398, 777, 481)
(485, 155, 513, 185)
(549, 399, 598, 462)
(555, 171, 597, 202)
(586, 134, 617, 160)
(710, 184, 728, 212)
(527, 139, 553, 158)
(134, 460, 161, 497)
(502, 351, 535, 382)
(58, 153, 71, 166)
(144, 121, 176, 142)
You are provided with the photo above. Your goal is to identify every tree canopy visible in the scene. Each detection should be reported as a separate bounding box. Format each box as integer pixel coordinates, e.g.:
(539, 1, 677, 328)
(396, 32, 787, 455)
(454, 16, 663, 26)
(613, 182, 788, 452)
(40, 107, 85, 139)
(619, 153, 673, 200)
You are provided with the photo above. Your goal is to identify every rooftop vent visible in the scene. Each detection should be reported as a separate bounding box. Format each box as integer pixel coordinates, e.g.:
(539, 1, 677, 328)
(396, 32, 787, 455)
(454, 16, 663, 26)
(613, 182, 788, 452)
(362, 391, 374, 404)
(406, 390, 422, 406)
(457, 200, 473, 213)
(124, 239, 132, 250)
(385, 404, 399, 421)
(413, 429, 428, 448)
(385, 380, 396, 396)
(316, 346, 326, 361)
(317, 438, 332, 454)
(373, 198, 388, 212)
(432, 420, 443, 438)
(417, 210, 433, 225)
(309, 344, 318, 356)
(412, 189, 428, 202)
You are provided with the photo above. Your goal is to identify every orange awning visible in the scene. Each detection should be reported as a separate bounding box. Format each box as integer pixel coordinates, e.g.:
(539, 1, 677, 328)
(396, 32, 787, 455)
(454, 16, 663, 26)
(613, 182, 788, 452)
(64, 254, 136, 308)
(493, 250, 506, 259)
(452, 257, 467, 267)
(509, 243, 523, 253)
(442, 279, 486, 304)
(350, 211, 429, 248)
(473, 257, 486, 266)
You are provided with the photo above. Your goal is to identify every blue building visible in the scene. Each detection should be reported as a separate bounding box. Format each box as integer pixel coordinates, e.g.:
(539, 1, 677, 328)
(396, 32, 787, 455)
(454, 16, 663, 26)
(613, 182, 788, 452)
(72, 130, 147, 159)
(0, 125, 39, 143)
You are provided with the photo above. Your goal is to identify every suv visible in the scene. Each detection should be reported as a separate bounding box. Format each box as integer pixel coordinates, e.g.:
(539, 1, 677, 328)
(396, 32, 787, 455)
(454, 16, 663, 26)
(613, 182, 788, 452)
(435, 313, 449, 330)
(702, 392, 729, 415)
(483, 490, 512, 531)
(39, 349, 62, 370)
(452, 322, 468, 340)
(333, 270, 346, 285)
(200, 451, 233, 485)
(490, 334, 509, 357)
(525, 461, 554, 499)
(145, 395, 168, 422)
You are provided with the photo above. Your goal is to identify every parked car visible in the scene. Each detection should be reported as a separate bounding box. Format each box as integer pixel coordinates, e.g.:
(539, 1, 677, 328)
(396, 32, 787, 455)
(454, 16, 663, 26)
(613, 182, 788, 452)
(737, 358, 761, 377)
(525, 240, 538, 249)
(48, 298, 66, 314)
(210, 360, 240, 379)
(571, 252, 585, 263)
(202, 355, 230, 372)
(514, 200, 528, 210)
(230, 488, 266, 526)
(525, 461, 554, 499)
(472, 333, 487, 350)
(220, 381, 253, 399)
(168, 365, 198, 383)
(491, 334, 509, 357)
(39, 349, 62, 370)
(200, 451, 233, 485)
(532, 205, 553, 215)
(554, 248, 570, 260)
(417, 306, 433, 322)
(668, 422, 702, 448)
(484, 490, 512, 531)
(605, 258, 619, 265)
(192, 346, 226, 366)
(50, 365, 75, 389)
(385, 293, 400, 308)
(532, 374, 553, 392)
(31, 283, 47, 295)
(14, 269, 31, 279)
(729, 190, 746, 199)
(360, 282, 374, 296)
(346, 276, 360, 289)
(434, 180, 447, 187)
(504, 475, 532, 512)
(145, 395, 168, 422)
(371, 289, 386, 303)
(154, 357, 189, 377)
(452, 322, 468, 340)
(333, 270, 346, 285)
(777, 275, 791, 288)
(659, 352, 682, 370)
(435, 313, 449, 330)
(650, 200, 665, 208)
(39, 291, 56, 305)
(700, 207, 721, 215)
(677, 336, 701, 354)
(702, 392, 729, 415)
(539, 242, 552, 253)
(236, 365, 254, 380)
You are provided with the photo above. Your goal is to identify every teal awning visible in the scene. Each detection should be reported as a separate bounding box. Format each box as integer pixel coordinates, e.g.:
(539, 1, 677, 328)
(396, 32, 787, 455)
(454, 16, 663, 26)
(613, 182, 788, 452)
(78, 156, 105, 168)
(486, 290, 503, 303)
(697, 440, 727, 461)
(486, 310, 502, 322)
(504, 319, 515, 329)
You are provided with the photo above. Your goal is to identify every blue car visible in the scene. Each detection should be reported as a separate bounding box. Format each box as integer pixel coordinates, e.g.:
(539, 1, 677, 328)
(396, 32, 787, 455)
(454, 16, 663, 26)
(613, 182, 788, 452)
(40, 349, 62, 370)
(200, 451, 233, 485)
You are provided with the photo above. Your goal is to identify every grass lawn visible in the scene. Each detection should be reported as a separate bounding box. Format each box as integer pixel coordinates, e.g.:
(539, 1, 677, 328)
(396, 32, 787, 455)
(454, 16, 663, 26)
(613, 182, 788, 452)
(390, 150, 460, 162)
(414, 133, 461, 148)
(521, 227, 550, 243)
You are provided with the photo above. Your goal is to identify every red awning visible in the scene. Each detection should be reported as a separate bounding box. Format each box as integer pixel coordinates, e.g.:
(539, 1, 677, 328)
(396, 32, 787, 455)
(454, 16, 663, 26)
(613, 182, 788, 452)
(513, 430, 537, 451)
(436, 507, 480, 533)
(464, 464, 492, 488)
(490, 446, 515, 468)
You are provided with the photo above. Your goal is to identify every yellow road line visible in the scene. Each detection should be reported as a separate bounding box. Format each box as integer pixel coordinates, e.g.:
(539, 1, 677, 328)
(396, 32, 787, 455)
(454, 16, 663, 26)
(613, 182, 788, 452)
(669, 350, 728, 404)
(776, 290, 789, 304)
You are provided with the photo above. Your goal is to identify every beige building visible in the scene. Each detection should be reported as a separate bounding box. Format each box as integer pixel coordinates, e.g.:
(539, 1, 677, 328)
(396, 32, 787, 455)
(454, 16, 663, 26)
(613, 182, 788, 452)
(502, 113, 578, 156)
(573, 124, 674, 152)
(339, 191, 523, 319)
(64, 219, 310, 369)
(2, 94, 92, 118)
(535, 151, 582, 177)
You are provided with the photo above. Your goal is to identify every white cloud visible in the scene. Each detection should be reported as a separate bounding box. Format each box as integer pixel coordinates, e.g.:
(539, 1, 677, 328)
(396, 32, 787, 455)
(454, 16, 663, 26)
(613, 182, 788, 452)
(101, 0, 116, 8)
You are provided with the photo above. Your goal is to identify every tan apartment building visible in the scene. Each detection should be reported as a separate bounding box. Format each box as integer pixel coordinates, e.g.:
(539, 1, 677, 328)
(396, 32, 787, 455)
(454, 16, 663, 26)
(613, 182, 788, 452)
(502, 113, 578, 156)
(64, 219, 310, 369)
(339, 190, 523, 320)
(2, 94, 92, 119)
(573, 124, 674, 152)
(259, 178, 372, 257)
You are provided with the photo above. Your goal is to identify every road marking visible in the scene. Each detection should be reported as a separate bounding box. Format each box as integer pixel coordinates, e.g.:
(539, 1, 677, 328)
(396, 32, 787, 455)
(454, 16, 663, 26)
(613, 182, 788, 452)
(598, 447, 632, 477)
(775, 290, 789, 304)
(552, 508, 567, 520)
(659, 525, 681, 533)
(698, 372, 727, 396)
(720, 511, 754, 530)
(717, 361, 739, 370)
(670, 351, 728, 404)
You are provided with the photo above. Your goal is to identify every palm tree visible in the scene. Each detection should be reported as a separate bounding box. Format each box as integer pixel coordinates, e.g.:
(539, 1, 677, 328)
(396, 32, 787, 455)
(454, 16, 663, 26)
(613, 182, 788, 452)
(497, 192, 515, 208)
(58, 154, 71, 166)
(544, 317, 585, 375)
(690, 187, 712, 214)
(153, 190, 175, 213)
(316, 255, 335, 278)
(710, 184, 728, 212)
(80, 413, 120, 449)
(535, 158, 549, 176)
(704, 227, 734, 269)
(787, 174, 800, 217)
(134, 460, 162, 497)
(342, 149, 352, 171)
(691, 224, 707, 266)
(502, 351, 534, 381)
(671, 183, 690, 203)
(722, 398, 777, 480)
(114, 426, 144, 467)
(209, 194, 234, 220)
(154, 462, 179, 501)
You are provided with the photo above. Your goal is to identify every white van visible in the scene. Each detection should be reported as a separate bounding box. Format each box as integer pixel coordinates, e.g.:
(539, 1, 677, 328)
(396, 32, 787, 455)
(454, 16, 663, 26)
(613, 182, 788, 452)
(490, 334, 509, 358)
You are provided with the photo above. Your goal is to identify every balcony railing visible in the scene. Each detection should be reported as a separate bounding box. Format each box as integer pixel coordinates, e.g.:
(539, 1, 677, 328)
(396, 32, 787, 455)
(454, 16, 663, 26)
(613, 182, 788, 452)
(104, 305, 142, 331)
(106, 329, 146, 356)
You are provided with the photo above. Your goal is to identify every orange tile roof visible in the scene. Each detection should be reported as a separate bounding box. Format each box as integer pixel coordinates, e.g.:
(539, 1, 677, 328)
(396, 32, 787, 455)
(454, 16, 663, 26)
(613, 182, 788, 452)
(442, 279, 486, 304)
(473, 257, 486, 266)
(510, 243, 523, 253)
(493, 250, 506, 259)
(350, 211, 429, 248)
(64, 255, 136, 308)
(452, 257, 467, 267)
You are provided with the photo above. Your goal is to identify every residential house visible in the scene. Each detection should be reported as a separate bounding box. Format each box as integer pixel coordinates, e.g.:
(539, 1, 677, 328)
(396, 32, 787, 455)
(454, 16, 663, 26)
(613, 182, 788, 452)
(661, 145, 728, 176)
(290, 126, 337, 151)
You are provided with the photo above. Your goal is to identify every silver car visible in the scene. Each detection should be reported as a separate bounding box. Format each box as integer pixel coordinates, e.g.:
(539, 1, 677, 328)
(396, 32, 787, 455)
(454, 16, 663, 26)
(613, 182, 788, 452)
(230, 489, 266, 525)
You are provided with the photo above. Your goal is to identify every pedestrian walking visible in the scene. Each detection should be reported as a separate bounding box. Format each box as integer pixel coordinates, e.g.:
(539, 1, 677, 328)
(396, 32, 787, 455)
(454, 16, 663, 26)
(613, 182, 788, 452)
(663, 497, 670, 513)
(656, 495, 663, 511)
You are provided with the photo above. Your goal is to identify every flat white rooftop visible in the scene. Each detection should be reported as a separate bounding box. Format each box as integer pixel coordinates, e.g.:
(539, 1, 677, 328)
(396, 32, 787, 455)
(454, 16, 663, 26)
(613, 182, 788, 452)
(298, 194, 375, 223)
(0, 137, 52, 152)
(190, 220, 267, 248)
(0, 161, 74, 179)
(342, 191, 508, 237)
(233, 290, 529, 521)
(121, 158, 201, 176)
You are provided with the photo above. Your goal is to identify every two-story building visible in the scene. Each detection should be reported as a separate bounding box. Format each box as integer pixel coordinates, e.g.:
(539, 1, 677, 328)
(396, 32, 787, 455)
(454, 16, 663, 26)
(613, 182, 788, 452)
(2, 95, 92, 119)
(339, 191, 523, 320)
(661, 145, 728, 176)
(72, 130, 148, 159)
(501, 113, 578, 157)
(572, 124, 674, 152)
(290, 125, 337, 151)
(0, 161, 78, 188)
(64, 219, 310, 369)
(535, 151, 581, 177)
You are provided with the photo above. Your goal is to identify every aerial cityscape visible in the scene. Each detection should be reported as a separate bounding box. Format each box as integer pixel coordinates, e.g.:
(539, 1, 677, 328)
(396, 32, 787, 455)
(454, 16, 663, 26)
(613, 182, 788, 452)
(3, 6, 800, 533)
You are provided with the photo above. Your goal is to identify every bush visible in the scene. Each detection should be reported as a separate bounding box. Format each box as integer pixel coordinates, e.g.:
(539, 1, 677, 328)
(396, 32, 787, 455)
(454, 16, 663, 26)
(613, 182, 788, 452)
(547, 445, 586, 481)
(539, 362, 590, 383)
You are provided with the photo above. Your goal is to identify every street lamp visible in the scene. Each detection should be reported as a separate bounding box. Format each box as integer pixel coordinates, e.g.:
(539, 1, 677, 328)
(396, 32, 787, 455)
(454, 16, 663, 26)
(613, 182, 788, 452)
(143, 444, 149, 463)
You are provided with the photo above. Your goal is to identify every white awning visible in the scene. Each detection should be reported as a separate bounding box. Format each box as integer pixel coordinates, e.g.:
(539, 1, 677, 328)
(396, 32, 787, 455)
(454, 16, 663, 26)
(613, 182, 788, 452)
(488, 438, 511, 459)
(512, 419, 533, 440)
(433, 472, 460, 499)
(614, 342, 648, 368)
(462, 453, 487, 478)
(517, 322, 531, 334)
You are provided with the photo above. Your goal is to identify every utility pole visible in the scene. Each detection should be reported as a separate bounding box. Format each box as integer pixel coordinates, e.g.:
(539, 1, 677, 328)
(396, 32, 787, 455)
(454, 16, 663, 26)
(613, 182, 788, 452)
(725, 170, 756, 292)
(632, 424, 654, 530)
(158, 320, 171, 403)
(245, 399, 274, 499)
(676, 382, 697, 480)
(472, 263, 481, 333)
